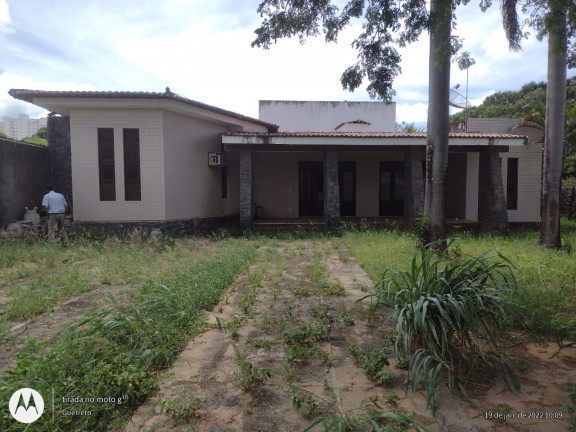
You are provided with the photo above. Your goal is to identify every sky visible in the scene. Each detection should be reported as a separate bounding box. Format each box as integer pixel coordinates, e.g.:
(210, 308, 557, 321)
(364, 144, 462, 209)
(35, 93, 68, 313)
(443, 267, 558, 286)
(0, 0, 565, 128)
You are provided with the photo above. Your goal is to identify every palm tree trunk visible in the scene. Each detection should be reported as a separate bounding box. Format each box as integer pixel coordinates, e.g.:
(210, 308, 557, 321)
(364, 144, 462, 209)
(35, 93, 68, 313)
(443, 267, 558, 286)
(424, 0, 451, 250)
(540, 3, 567, 248)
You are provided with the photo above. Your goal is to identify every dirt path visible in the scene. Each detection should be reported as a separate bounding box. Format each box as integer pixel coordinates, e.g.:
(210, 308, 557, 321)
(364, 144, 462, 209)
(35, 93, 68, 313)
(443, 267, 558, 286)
(123, 240, 576, 432)
(0, 284, 135, 369)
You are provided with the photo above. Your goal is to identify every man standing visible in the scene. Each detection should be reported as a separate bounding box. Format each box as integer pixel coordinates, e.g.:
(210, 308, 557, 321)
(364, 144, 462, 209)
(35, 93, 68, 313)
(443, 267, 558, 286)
(42, 184, 69, 244)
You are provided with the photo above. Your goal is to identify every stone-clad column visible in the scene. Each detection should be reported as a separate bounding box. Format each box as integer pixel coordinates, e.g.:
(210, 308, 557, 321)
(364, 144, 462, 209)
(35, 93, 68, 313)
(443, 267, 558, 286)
(47, 115, 72, 205)
(478, 144, 508, 233)
(239, 147, 253, 228)
(323, 147, 340, 227)
(404, 148, 425, 221)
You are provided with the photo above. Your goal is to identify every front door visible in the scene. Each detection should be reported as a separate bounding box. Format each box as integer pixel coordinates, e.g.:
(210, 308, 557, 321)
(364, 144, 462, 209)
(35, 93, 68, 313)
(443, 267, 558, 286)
(379, 161, 404, 216)
(299, 161, 324, 216)
(339, 161, 356, 216)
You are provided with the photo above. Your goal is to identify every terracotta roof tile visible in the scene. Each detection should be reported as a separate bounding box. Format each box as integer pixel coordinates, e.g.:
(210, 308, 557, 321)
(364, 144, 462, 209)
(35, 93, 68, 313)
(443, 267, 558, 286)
(224, 131, 526, 139)
(9, 88, 279, 132)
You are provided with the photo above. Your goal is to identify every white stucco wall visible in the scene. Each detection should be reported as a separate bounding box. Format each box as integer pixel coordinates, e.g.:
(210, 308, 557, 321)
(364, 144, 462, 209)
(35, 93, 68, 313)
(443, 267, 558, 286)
(70, 109, 166, 221)
(259, 101, 396, 132)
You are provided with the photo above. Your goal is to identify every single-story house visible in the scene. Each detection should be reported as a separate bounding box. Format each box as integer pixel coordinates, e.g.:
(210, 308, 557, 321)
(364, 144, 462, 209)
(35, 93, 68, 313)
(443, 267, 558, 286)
(8, 89, 541, 232)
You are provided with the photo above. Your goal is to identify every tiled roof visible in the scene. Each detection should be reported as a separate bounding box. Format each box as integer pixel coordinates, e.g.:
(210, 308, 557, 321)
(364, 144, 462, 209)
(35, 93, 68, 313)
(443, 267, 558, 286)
(9, 88, 279, 132)
(224, 131, 526, 139)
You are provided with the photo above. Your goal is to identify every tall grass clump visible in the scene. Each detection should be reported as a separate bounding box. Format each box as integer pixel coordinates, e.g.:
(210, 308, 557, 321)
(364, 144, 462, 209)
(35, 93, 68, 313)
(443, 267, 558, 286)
(365, 243, 522, 412)
(0, 239, 255, 431)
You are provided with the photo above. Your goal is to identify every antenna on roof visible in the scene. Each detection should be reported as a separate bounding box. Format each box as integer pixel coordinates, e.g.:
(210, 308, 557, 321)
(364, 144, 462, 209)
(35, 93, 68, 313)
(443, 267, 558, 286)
(449, 85, 471, 109)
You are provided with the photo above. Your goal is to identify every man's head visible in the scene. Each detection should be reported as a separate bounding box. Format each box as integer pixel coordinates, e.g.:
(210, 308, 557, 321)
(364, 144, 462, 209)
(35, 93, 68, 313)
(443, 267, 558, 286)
(46, 184, 54, 192)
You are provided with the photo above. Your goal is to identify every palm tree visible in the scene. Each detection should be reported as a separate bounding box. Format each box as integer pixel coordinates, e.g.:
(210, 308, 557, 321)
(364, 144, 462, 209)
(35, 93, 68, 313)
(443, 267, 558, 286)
(540, 1, 568, 248)
(424, 0, 452, 249)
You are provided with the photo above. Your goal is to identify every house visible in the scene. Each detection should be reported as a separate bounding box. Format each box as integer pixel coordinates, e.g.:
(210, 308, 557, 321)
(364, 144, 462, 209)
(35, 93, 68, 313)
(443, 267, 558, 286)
(8, 88, 540, 233)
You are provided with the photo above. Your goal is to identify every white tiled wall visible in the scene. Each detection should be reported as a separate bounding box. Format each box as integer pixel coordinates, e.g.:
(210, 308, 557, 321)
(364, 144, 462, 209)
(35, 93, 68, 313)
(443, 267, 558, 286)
(70, 109, 166, 221)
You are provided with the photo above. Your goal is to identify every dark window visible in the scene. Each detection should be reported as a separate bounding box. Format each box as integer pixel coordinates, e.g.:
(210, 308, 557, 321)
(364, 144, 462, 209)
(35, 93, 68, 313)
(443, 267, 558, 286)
(123, 129, 141, 201)
(379, 162, 404, 216)
(507, 158, 518, 210)
(221, 166, 228, 198)
(98, 128, 116, 201)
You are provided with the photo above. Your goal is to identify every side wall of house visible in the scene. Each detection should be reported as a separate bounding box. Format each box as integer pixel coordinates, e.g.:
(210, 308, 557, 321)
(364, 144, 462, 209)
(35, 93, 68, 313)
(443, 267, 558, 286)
(162, 111, 240, 220)
(467, 119, 542, 223)
(70, 109, 166, 221)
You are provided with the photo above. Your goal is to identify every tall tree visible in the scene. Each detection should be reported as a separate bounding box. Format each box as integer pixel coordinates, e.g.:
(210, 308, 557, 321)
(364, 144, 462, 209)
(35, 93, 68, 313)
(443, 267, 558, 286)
(424, 0, 452, 248)
(540, 1, 568, 248)
(515, 0, 576, 247)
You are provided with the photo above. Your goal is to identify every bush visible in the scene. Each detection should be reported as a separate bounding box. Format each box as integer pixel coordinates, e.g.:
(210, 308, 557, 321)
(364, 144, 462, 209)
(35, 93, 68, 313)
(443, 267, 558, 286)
(364, 243, 522, 412)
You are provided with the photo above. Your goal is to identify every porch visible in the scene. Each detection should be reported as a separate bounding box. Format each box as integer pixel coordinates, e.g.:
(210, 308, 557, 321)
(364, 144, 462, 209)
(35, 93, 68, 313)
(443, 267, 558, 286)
(222, 131, 526, 232)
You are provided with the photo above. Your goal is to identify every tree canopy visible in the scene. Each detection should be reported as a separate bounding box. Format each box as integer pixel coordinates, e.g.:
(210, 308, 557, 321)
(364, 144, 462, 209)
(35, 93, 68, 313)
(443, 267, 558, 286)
(252, 0, 477, 102)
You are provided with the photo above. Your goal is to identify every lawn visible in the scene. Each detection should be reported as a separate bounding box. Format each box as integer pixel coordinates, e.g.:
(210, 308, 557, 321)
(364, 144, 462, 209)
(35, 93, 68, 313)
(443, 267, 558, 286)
(0, 224, 575, 431)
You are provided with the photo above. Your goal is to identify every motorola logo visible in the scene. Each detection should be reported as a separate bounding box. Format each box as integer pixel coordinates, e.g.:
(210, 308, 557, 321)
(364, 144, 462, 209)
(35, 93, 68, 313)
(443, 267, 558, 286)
(9, 388, 44, 424)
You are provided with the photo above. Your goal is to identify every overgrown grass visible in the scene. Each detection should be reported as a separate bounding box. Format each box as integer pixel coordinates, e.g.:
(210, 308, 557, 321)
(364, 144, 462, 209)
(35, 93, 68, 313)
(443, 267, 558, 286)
(0, 233, 216, 323)
(0, 237, 256, 431)
(343, 226, 576, 340)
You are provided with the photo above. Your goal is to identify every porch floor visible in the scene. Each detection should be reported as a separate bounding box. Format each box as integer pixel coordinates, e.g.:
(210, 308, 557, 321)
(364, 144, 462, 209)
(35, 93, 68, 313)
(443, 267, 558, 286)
(252, 217, 479, 230)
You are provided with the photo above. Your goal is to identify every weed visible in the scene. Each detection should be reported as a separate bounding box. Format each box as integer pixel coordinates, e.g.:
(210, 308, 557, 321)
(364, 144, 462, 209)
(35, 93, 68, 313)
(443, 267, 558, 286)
(349, 344, 393, 386)
(289, 384, 333, 419)
(286, 343, 329, 364)
(156, 397, 203, 421)
(304, 396, 429, 431)
(247, 337, 273, 350)
(231, 343, 271, 391)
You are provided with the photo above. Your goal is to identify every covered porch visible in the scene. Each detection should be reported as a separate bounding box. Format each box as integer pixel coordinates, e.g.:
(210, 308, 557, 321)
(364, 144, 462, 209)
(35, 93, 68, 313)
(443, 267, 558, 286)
(222, 132, 526, 232)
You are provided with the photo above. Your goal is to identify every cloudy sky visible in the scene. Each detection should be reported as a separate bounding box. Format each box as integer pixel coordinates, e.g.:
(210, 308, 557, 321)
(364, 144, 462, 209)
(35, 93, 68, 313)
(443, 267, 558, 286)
(0, 0, 562, 128)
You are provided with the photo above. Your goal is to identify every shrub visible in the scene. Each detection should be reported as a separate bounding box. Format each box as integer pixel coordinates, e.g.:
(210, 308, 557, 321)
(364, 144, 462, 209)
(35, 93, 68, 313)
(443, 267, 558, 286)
(364, 243, 522, 412)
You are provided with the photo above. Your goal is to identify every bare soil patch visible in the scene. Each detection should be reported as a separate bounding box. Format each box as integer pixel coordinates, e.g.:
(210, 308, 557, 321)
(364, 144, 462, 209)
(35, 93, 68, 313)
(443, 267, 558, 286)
(124, 240, 576, 432)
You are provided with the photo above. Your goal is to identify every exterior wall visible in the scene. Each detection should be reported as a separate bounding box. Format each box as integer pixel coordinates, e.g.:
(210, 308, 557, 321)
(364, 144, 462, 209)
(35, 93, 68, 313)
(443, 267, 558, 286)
(467, 119, 542, 223)
(252, 151, 404, 218)
(259, 101, 396, 132)
(162, 111, 240, 220)
(0, 138, 51, 228)
(70, 109, 166, 221)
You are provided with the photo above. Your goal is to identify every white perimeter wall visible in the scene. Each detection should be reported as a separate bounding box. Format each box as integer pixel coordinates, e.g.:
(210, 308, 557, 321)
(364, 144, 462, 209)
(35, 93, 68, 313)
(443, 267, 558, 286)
(259, 101, 396, 132)
(70, 109, 166, 221)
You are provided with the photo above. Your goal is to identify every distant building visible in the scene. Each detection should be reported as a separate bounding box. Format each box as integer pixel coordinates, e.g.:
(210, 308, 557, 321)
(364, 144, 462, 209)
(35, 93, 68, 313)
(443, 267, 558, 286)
(0, 114, 47, 140)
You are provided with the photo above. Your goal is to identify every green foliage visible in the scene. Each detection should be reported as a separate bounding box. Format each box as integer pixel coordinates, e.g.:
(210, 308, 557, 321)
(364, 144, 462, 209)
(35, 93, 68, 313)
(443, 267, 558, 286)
(0, 239, 255, 431)
(349, 344, 394, 386)
(231, 343, 271, 391)
(156, 397, 203, 422)
(304, 397, 429, 432)
(252, 0, 450, 101)
(289, 384, 333, 419)
(364, 244, 522, 412)
(396, 121, 425, 132)
(22, 135, 47, 146)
